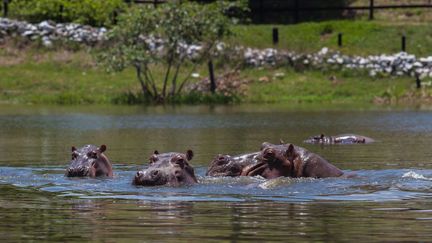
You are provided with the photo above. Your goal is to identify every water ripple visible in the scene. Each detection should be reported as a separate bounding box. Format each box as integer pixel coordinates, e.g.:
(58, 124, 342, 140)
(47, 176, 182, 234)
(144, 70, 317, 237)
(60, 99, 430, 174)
(1, 166, 432, 203)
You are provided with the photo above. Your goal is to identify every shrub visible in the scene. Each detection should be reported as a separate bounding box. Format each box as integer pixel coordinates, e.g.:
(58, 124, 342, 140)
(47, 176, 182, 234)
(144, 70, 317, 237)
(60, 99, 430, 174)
(10, 0, 125, 27)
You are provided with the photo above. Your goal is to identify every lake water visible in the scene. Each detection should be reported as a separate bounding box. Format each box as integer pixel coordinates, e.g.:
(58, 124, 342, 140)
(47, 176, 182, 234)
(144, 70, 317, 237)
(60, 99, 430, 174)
(1, 104, 432, 241)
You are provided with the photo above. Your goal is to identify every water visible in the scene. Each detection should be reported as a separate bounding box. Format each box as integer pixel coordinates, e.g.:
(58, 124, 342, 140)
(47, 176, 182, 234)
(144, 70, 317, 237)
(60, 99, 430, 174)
(1, 104, 432, 241)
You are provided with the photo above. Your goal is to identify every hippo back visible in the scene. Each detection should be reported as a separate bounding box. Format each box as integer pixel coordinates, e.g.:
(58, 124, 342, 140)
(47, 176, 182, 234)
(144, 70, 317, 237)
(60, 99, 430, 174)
(304, 134, 374, 144)
(290, 144, 343, 178)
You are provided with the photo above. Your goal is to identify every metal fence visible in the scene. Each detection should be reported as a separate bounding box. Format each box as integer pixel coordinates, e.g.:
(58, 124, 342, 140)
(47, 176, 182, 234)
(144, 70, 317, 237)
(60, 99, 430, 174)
(3, 0, 432, 23)
(251, 0, 432, 24)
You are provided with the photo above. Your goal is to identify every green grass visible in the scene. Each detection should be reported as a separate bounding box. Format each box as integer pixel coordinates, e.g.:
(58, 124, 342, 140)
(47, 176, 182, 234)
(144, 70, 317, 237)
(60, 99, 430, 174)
(0, 56, 420, 105)
(0, 60, 136, 104)
(230, 20, 432, 56)
(242, 67, 416, 104)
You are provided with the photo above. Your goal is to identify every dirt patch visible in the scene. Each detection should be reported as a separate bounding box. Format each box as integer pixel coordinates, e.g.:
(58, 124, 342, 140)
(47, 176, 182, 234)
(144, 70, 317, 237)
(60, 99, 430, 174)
(187, 70, 250, 97)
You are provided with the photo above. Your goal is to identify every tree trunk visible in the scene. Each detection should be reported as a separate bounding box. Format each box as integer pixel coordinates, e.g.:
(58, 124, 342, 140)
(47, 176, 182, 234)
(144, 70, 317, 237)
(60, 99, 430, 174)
(135, 65, 151, 98)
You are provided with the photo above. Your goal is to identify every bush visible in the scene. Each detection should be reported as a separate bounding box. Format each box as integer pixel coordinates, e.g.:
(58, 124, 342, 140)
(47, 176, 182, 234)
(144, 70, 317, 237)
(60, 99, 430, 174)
(10, 0, 125, 26)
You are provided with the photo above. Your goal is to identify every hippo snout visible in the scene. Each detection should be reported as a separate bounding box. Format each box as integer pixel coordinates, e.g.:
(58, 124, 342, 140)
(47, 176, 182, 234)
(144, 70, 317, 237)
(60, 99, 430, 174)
(133, 169, 164, 186)
(66, 166, 89, 177)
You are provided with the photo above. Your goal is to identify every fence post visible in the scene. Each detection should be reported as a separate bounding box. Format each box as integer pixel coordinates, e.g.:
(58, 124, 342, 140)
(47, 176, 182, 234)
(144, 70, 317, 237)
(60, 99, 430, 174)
(369, 0, 374, 20)
(401, 35, 406, 52)
(294, 0, 299, 24)
(416, 74, 421, 89)
(259, 0, 264, 23)
(112, 9, 118, 25)
(3, 0, 9, 18)
(272, 27, 279, 46)
(154, 0, 158, 8)
(338, 33, 343, 47)
(208, 60, 216, 94)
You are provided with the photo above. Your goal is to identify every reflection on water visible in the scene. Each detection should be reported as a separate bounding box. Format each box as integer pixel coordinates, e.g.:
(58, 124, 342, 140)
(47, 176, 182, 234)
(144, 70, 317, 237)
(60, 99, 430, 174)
(1, 104, 432, 241)
(2, 182, 432, 242)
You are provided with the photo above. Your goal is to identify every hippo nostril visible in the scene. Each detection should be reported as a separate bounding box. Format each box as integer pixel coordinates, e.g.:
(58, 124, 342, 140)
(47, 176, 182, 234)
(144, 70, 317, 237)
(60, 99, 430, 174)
(136, 171, 142, 177)
(152, 170, 159, 177)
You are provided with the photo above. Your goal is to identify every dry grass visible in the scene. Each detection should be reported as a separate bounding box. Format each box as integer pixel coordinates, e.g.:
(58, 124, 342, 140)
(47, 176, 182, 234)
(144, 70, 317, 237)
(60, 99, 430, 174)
(0, 40, 26, 66)
(0, 38, 96, 67)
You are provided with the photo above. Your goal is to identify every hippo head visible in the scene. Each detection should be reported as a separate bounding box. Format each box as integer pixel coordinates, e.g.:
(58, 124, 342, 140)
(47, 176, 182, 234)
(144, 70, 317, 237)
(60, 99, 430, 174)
(304, 134, 326, 144)
(66, 144, 113, 177)
(259, 142, 295, 168)
(133, 150, 197, 186)
(206, 154, 243, 177)
(242, 142, 298, 178)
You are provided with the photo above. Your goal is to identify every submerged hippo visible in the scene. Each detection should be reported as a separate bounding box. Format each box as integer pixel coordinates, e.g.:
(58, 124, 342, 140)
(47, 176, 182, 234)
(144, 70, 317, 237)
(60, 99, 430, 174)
(206, 152, 259, 177)
(66, 144, 113, 177)
(133, 150, 197, 186)
(304, 134, 374, 144)
(241, 142, 344, 179)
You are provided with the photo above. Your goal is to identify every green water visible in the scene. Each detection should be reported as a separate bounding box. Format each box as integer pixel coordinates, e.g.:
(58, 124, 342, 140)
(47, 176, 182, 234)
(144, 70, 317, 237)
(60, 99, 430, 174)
(1, 104, 432, 241)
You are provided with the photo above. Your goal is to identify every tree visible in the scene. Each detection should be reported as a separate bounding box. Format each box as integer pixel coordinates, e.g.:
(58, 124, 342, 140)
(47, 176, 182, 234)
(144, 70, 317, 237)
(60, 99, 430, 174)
(97, 1, 239, 103)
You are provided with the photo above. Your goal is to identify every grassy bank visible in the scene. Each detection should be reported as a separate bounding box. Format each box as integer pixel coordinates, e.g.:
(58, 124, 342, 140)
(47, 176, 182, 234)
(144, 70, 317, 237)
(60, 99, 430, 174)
(1, 20, 431, 105)
(243, 68, 415, 104)
(231, 20, 432, 56)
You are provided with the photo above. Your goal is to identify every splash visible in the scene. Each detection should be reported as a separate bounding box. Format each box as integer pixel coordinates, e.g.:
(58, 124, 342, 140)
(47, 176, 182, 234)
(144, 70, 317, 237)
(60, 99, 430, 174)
(402, 171, 432, 181)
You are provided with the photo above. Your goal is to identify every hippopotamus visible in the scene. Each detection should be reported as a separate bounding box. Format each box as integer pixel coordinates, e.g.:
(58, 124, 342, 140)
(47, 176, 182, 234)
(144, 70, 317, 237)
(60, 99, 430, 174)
(66, 144, 113, 177)
(304, 134, 374, 144)
(241, 142, 344, 179)
(206, 152, 259, 177)
(133, 150, 197, 186)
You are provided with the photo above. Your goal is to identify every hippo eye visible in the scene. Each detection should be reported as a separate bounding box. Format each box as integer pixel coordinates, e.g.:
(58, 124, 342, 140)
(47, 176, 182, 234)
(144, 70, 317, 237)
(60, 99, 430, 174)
(173, 158, 185, 168)
(87, 151, 97, 159)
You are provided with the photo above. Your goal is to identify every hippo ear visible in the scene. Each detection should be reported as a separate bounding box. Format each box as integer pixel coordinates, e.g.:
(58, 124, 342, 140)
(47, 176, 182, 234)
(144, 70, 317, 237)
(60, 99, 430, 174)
(99, 145, 107, 153)
(154, 150, 159, 155)
(186, 150, 194, 161)
(285, 144, 297, 160)
(279, 139, 285, 145)
(320, 134, 325, 139)
(72, 146, 77, 152)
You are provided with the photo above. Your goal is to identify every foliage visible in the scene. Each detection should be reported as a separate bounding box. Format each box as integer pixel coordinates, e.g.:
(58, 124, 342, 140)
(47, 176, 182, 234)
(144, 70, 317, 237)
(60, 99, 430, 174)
(9, 0, 125, 27)
(97, 1, 237, 103)
(193, 0, 250, 24)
